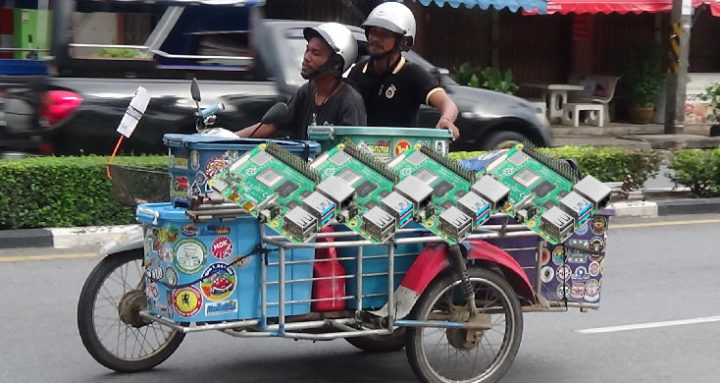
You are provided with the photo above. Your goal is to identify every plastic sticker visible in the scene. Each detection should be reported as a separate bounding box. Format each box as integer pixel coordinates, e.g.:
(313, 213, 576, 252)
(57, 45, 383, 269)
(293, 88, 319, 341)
(552, 247, 565, 265)
(584, 279, 600, 302)
(394, 140, 412, 156)
(165, 267, 178, 286)
(210, 236, 233, 259)
(200, 263, 237, 301)
(173, 238, 207, 274)
(540, 266, 555, 283)
(574, 221, 589, 235)
(556, 264, 572, 282)
(540, 248, 551, 265)
(589, 236, 605, 253)
(205, 299, 238, 316)
(173, 286, 202, 317)
(571, 282, 586, 300)
(205, 156, 228, 179)
(182, 224, 198, 237)
(591, 216, 608, 235)
(190, 150, 200, 171)
(588, 261, 601, 277)
(572, 266, 589, 281)
(556, 284, 569, 300)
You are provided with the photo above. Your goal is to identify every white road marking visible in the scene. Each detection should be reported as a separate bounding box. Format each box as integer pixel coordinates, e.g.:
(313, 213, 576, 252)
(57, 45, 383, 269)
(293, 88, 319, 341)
(577, 315, 720, 334)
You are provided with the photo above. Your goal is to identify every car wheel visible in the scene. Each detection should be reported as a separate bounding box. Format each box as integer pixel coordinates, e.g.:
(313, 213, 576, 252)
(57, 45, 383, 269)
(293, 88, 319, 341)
(480, 131, 529, 150)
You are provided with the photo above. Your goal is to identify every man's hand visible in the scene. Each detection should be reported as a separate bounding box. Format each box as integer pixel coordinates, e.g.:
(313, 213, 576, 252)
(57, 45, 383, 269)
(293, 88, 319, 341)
(436, 116, 459, 141)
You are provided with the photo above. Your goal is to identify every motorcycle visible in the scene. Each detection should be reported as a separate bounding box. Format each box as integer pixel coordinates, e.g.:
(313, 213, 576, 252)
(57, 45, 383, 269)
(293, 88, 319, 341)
(77, 80, 611, 382)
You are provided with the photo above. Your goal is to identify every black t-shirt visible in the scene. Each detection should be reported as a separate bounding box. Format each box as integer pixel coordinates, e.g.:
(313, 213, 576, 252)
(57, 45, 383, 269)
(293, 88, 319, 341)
(278, 81, 366, 139)
(347, 57, 442, 127)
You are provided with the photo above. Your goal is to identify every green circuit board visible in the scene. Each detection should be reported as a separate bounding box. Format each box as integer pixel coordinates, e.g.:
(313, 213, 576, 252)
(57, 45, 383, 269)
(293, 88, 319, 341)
(208, 142, 322, 244)
(310, 140, 400, 244)
(481, 143, 584, 244)
(388, 145, 477, 245)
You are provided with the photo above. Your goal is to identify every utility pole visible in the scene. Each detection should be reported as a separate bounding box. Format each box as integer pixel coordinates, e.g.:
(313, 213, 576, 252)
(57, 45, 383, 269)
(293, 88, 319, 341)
(664, 0, 693, 134)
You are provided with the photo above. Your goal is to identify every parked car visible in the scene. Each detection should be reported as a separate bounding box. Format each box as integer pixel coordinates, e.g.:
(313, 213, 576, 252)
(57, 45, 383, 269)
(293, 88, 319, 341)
(0, 2, 551, 156)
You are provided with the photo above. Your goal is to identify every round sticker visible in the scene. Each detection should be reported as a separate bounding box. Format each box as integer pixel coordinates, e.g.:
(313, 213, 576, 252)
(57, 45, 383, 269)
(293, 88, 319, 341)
(591, 216, 608, 235)
(556, 264, 572, 282)
(173, 238, 207, 274)
(205, 156, 228, 179)
(394, 140, 412, 156)
(210, 236, 233, 259)
(165, 267, 178, 285)
(584, 279, 601, 302)
(540, 248, 551, 265)
(540, 266, 555, 283)
(182, 224, 198, 237)
(173, 286, 202, 317)
(200, 263, 237, 301)
(570, 282, 586, 300)
(195, 171, 208, 185)
(572, 266, 589, 281)
(556, 284, 569, 300)
(552, 247, 565, 265)
(574, 221, 589, 235)
(160, 243, 174, 262)
(589, 236, 605, 253)
(190, 150, 200, 170)
(588, 261, 601, 276)
(160, 225, 179, 243)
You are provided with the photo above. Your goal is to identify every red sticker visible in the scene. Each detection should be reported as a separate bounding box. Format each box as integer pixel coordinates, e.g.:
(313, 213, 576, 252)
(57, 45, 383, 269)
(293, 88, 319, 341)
(211, 236, 233, 259)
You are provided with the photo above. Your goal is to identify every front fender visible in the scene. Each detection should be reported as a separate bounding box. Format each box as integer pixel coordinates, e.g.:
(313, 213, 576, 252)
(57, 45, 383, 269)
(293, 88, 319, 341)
(97, 225, 144, 257)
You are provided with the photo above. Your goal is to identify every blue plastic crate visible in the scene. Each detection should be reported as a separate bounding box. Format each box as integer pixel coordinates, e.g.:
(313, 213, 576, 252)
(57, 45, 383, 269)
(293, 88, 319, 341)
(136, 202, 314, 322)
(162, 135, 320, 207)
(337, 223, 424, 309)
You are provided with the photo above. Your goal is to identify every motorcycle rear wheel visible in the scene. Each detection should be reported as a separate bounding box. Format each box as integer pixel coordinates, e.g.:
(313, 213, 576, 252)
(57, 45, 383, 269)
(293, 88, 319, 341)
(77, 250, 184, 372)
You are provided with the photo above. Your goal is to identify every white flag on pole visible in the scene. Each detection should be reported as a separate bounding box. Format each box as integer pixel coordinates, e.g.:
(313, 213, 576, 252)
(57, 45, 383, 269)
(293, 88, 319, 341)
(117, 86, 151, 138)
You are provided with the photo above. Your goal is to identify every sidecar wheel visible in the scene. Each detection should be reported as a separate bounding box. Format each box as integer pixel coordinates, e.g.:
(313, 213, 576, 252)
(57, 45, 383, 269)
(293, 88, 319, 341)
(77, 250, 184, 372)
(406, 267, 523, 383)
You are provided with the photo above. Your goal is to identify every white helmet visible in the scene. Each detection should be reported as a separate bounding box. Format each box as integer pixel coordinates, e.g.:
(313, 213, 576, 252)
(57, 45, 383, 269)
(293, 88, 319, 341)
(303, 22, 358, 74)
(361, 2, 416, 51)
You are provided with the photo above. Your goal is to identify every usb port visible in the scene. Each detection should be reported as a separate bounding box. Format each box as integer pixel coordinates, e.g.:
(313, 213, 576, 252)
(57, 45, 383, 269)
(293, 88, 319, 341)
(438, 206, 473, 242)
(284, 206, 318, 242)
(303, 191, 336, 228)
(540, 206, 574, 243)
(362, 206, 396, 242)
(381, 191, 414, 228)
(558, 191, 592, 225)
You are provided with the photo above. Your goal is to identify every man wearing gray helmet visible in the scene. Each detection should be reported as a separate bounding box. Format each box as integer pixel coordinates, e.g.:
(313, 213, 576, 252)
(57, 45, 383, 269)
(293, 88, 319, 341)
(237, 22, 366, 139)
(348, 2, 459, 140)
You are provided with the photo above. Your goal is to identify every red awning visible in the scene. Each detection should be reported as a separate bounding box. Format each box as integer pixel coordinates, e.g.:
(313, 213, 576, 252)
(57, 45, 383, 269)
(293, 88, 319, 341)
(546, 0, 708, 14)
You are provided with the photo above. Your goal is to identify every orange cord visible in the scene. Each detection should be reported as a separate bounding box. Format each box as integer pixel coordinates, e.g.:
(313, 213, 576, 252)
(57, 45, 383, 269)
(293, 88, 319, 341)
(106, 135, 125, 179)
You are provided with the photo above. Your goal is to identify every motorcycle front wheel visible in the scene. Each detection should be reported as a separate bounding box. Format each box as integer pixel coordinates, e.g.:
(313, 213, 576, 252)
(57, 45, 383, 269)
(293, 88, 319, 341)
(77, 250, 184, 372)
(406, 267, 523, 383)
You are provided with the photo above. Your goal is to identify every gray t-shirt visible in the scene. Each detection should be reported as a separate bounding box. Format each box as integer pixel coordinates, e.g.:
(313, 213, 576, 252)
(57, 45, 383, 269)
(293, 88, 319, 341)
(278, 81, 366, 139)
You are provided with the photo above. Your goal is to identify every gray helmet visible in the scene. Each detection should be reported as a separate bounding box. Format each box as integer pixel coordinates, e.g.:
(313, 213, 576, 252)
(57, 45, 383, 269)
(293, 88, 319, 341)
(303, 22, 358, 74)
(361, 2, 416, 51)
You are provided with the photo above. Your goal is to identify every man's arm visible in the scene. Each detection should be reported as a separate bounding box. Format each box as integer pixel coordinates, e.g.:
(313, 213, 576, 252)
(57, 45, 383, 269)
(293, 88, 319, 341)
(235, 122, 278, 138)
(427, 89, 460, 141)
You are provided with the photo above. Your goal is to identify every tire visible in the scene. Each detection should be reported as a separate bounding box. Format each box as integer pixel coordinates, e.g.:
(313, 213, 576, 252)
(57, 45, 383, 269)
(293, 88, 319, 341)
(481, 131, 529, 150)
(77, 250, 185, 372)
(345, 328, 407, 352)
(406, 267, 523, 383)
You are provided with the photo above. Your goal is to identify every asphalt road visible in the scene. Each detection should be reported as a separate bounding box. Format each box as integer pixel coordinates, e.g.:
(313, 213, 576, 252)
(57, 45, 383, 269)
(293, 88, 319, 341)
(1, 214, 719, 383)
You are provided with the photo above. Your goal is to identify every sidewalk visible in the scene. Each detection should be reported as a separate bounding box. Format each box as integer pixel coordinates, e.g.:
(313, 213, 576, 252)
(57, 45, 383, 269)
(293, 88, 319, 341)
(2, 123, 719, 250)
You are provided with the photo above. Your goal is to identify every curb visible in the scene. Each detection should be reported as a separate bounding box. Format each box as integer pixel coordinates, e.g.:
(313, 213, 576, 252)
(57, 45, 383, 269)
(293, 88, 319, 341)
(0, 225, 138, 250)
(2, 198, 720, 250)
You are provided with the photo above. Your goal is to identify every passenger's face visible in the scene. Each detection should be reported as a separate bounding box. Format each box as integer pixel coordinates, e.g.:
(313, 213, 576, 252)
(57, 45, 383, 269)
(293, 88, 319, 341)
(302, 37, 332, 78)
(367, 27, 397, 56)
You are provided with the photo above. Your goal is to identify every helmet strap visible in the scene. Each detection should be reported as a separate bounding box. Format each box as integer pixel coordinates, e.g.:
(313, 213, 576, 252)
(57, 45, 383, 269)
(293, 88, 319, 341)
(302, 54, 343, 80)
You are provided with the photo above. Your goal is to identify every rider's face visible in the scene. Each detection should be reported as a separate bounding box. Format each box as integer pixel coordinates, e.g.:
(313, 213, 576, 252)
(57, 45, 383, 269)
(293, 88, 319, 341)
(367, 27, 397, 56)
(301, 37, 332, 78)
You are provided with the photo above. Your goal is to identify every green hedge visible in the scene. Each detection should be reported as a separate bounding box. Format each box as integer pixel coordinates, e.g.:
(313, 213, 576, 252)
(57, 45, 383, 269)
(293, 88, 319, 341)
(666, 148, 720, 197)
(0, 147, 665, 229)
(0, 156, 166, 229)
(450, 146, 662, 189)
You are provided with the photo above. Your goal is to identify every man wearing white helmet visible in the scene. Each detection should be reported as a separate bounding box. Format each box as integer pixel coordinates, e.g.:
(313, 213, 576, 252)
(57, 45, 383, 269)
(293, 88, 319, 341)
(237, 22, 366, 139)
(348, 1, 459, 140)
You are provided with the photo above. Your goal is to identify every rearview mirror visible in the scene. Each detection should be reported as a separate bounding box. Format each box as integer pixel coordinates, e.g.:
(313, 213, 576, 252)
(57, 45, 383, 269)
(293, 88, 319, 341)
(190, 78, 201, 102)
(261, 102, 289, 125)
